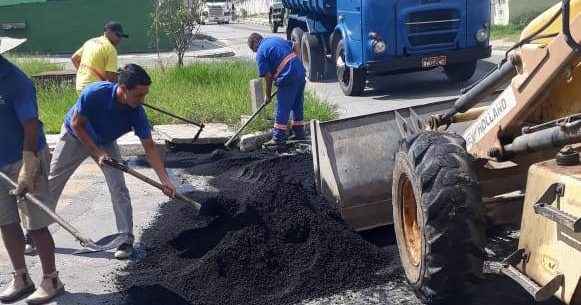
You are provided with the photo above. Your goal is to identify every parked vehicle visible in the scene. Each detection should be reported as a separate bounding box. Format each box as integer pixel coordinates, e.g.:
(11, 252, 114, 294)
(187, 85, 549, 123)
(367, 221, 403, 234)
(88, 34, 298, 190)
(269, 0, 287, 33)
(202, 0, 234, 24)
(283, 0, 492, 96)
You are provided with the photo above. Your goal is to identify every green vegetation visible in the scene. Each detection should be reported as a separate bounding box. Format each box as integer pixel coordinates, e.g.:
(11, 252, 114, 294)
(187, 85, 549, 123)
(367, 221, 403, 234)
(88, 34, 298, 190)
(11, 57, 337, 134)
(5, 55, 63, 76)
(490, 11, 542, 42)
(490, 24, 525, 42)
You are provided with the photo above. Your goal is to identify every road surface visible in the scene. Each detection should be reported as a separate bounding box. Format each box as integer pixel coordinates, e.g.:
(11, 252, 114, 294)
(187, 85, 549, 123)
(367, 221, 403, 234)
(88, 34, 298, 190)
(200, 23, 505, 118)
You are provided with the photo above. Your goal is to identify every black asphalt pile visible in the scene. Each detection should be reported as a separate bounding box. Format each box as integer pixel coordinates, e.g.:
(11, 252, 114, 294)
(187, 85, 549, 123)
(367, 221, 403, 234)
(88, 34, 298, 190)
(118, 152, 395, 305)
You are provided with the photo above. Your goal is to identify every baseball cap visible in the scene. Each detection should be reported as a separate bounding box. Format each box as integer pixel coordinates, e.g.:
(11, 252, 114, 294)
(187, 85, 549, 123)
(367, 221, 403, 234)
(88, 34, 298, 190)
(104, 21, 129, 38)
(0, 37, 27, 54)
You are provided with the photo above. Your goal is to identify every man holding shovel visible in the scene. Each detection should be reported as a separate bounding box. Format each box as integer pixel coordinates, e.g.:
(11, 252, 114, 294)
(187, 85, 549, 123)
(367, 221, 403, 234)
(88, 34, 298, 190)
(0, 38, 64, 304)
(247, 33, 307, 145)
(48, 64, 176, 260)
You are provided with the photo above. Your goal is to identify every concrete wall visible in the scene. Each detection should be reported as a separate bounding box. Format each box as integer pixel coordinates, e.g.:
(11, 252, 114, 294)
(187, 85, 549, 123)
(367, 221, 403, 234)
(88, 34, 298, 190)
(236, 0, 272, 16)
(0, 0, 171, 54)
(491, 0, 557, 25)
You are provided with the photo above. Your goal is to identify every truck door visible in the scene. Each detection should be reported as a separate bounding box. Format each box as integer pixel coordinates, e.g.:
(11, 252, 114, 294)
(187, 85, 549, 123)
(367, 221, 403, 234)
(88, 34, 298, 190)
(337, 0, 363, 66)
(395, 0, 467, 55)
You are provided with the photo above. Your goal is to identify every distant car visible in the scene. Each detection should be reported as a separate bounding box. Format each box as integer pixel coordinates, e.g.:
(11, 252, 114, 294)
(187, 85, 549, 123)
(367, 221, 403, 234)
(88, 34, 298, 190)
(268, 0, 286, 33)
(202, 0, 234, 24)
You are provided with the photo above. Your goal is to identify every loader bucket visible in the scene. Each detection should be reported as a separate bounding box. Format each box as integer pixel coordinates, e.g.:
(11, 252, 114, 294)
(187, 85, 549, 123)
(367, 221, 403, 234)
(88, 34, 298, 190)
(310, 99, 469, 231)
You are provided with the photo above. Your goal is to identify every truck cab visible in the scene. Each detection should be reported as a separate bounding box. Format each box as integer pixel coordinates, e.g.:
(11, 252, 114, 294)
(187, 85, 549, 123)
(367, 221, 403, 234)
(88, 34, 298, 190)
(202, 0, 234, 24)
(284, 0, 492, 96)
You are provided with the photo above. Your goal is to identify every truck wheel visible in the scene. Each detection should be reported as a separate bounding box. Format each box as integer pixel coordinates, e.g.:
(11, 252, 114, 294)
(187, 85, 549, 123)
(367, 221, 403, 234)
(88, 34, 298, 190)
(444, 60, 477, 83)
(335, 40, 365, 96)
(392, 131, 485, 304)
(301, 34, 325, 81)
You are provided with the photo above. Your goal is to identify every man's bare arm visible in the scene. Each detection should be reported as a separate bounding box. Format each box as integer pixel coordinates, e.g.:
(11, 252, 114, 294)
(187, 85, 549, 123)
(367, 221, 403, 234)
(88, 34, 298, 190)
(264, 73, 274, 103)
(22, 119, 39, 153)
(141, 138, 176, 197)
(71, 113, 107, 161)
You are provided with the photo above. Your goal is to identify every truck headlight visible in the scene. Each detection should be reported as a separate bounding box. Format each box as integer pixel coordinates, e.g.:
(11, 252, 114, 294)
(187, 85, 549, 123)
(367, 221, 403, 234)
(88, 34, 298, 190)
(369, 32, 386, 55)
(475, 28, 489, 43)
(373, 40, 387, 55)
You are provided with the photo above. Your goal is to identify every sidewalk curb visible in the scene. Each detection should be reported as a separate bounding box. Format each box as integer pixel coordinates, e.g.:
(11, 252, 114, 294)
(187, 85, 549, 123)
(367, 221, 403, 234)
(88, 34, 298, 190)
(46, 123, 235, 157)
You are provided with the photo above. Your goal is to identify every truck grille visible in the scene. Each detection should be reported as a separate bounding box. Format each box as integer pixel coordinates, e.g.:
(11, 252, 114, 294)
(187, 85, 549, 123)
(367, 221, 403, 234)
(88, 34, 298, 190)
(405, 9, 460, 47)
(209, 7, 224, 18)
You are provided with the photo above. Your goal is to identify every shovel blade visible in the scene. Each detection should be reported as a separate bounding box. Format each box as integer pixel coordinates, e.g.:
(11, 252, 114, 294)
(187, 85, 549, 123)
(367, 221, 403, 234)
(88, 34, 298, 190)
(73, 233, 131, 254)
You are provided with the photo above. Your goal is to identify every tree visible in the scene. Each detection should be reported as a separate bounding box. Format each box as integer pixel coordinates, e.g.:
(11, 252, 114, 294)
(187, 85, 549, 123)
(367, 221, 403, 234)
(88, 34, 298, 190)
(151, 0, 204, 67)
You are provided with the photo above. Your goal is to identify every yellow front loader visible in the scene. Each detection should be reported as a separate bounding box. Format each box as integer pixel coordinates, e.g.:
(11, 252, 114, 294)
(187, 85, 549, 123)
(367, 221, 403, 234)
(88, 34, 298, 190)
(310, 1, 581, 304)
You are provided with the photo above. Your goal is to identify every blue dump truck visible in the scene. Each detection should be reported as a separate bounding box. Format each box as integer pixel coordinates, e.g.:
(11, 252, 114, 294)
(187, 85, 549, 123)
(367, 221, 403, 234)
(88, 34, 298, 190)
(283, 0, 492, 96)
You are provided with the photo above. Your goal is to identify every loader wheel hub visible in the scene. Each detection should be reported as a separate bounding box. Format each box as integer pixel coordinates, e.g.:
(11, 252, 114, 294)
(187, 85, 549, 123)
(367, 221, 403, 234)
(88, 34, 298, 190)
(401, 176, 421, 267)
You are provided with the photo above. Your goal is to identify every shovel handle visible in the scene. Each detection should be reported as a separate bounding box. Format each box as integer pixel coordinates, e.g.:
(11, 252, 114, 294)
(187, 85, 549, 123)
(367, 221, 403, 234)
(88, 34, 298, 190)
(225, 91, 277, 148)
(102, 159, 202, 211)
(0, 172, 94, 247)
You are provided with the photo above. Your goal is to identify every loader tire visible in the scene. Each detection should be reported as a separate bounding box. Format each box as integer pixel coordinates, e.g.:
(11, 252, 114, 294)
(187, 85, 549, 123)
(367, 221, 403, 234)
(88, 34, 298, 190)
(392, 131, 485, 304)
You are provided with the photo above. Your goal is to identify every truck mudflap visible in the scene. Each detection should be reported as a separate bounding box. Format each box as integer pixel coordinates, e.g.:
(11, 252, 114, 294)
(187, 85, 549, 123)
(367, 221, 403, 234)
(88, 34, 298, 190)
(310, 98, 469, 231)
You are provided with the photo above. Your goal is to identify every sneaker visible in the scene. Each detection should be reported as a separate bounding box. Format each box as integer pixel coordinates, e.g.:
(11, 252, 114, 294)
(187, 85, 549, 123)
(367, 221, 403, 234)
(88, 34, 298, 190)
(25, 272, 64, 305)
(114, 243, 134, 260)
(0, 269, 35, 303)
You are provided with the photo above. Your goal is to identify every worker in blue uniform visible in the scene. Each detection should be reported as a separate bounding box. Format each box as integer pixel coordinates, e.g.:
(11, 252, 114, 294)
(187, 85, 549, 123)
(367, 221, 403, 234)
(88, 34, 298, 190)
(247, 32, 306, 145)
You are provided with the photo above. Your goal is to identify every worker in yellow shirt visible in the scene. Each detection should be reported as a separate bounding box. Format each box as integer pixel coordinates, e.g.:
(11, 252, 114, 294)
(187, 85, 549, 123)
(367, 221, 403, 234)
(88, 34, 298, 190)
(71, 21, 128, 92)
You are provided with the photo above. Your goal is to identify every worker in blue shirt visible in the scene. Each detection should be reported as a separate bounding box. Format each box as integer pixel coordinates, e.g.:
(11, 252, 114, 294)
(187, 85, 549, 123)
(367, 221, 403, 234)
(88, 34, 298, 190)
(0, 37, 65, 304)
(247, 32, 306, 145)
(48, 64, 177, 260)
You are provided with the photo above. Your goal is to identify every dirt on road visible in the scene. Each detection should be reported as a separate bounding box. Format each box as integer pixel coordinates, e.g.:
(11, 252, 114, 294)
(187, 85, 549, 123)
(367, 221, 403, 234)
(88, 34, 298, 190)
(116, 150, 562, 305)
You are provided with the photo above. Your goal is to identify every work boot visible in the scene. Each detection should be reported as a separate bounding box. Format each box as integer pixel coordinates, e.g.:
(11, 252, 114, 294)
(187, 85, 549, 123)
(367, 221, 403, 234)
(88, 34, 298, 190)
(263, 138, 285, 147)
(25, 272, 64, 305)
(24, 232, 36, 256)
(0, 269, 35, 303)
(114, 243, 134, 260)
(288, 125, 306, 141)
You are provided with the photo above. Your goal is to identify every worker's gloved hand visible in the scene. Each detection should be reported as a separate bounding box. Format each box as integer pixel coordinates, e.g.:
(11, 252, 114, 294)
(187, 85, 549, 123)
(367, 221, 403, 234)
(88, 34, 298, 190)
(11, 151, 41, 196)
(160, 176, 177, 199)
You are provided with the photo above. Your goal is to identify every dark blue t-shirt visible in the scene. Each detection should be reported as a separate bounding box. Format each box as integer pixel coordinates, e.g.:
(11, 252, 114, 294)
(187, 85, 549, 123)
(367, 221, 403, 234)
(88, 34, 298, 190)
(64, 82, 152, 145)
(256, 37, 305, 86)
(0, 56, 47, 168)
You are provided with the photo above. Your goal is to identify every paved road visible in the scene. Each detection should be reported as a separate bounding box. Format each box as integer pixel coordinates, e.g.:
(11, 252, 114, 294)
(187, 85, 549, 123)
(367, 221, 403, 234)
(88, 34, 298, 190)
(200, 23, 505, 118)
(0, 161, 188, 305)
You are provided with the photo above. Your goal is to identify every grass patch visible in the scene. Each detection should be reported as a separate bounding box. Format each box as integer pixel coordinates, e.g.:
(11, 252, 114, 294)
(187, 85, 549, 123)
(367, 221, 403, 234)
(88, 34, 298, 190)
(5, 55, 63, 76)
(491, 24, 526, 42)
(14, 59, 337, 134)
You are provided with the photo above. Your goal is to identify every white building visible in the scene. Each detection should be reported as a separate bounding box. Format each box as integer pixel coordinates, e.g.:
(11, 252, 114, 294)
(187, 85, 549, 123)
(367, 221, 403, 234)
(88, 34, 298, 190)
(491, 0, 558, 25)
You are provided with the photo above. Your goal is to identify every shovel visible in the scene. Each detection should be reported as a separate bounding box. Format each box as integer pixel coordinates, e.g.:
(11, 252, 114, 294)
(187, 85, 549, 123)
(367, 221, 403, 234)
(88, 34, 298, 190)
(224, 91, 277, 148)
(100, 158, 202, 215)
(143, 103, 205, 142)
(0, 172, 129, 254)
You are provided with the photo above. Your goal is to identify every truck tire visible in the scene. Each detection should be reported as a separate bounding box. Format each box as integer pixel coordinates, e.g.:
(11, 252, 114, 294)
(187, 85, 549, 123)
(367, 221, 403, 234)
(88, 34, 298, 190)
(301, 34, 325, 81)
(392, 131, 485, 304)
(444, 60, 478, 83)
(335, 40, 365, 96)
